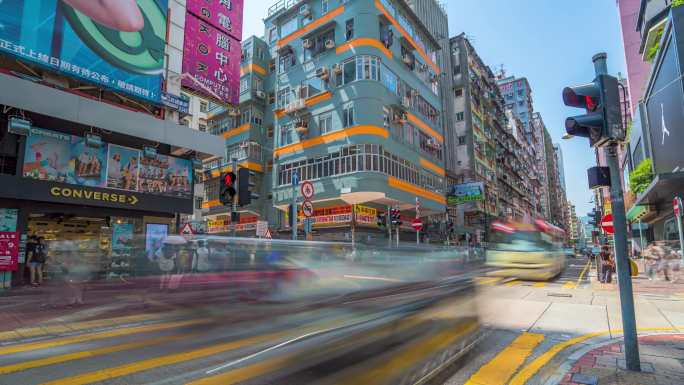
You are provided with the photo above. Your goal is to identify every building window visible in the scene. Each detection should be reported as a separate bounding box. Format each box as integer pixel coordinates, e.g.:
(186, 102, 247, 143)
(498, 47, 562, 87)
(252, 111, 264, 127)
(380, 22, 393, 49)
(455, 88, 463, 97)
(277, 87, 291, 109)
(322, 0, 329, 14)
(268, 27, 278, 44)
(199, 101, 208, 113)
(253, 77, 263, 92)
(458, 136, 466, 145)
(281, 17, 298, 38)
(381, 62, 398, 94)
(346, 19, 354, 41)
(341, 55, 380, 85)
(319, 112, 334, 134)
(240, 77, 249, 94)
(195, 197, 203, 210)
(278, 53, 295, 73)
(456, 112, 464, 122)
(280, 123, 296, 146)
(343, 103, 355, 127)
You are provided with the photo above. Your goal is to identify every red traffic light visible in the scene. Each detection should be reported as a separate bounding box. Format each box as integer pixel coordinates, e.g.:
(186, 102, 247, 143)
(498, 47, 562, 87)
(562, 83, 600, 112)
(223, 172, 236, 187)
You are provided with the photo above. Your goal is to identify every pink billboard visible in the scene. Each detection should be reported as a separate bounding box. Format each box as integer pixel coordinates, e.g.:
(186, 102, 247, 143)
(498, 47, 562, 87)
(182, 14, 240, 105)
(186, 0, 244, 41)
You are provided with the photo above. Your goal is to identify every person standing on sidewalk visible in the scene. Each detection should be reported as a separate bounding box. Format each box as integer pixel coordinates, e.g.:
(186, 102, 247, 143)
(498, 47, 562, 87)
(599, 246, 615, 284)
(27, 237, 48, 287)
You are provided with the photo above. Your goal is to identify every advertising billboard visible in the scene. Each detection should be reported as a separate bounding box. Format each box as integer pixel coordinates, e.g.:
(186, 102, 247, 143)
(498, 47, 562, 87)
(23, 127, 193, 199)
(645, 32, 684, 175)
(186, 0, 244, 41)
(0, 0, 168, 103)
(182, 13, 241, 105)
(448, 183, 485, 206)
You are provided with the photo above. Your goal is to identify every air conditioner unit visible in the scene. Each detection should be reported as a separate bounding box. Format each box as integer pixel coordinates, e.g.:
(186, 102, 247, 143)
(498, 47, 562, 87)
(255, 90, 266, 99)
(299, 4, 311, 17)
(325, 39, 335, 49)
(302, 38, 313, 49)
(316, 66, 330, 80)
(295, 124, 308, 135)
(332, 64, 343, 74)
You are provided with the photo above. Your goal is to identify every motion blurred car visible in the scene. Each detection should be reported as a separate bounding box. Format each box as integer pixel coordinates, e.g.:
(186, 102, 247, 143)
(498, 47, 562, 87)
(486, 220, 566, 281)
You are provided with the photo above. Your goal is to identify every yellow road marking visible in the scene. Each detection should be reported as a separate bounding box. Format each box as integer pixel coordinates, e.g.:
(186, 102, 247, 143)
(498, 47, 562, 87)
(562, 282, 577, 289)
(0, 333, 195, 375)
(38, 328, 294, 385)
(465, 332, 545, 385)
(0, 319, 207, 356)
(577, 260, 592, 287)
(0, 312, 178, 342)
(185, 354, 295, 385)
(504, 280, 521, 287)
(509, 326, 684, 385)
(475, 277, 503, 286)
(331, 321, 479, 385)
(532, 282, 547, 288)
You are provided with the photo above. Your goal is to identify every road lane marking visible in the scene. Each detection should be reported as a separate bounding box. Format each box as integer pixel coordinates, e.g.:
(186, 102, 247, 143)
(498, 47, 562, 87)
(504, 280, 521, 287)
(576, 260, 591, 287)
(0, 333, 196, 375)
(464, 332, 545, 385)
(0, 312, 180, 342)
(329, 321, 479, 385)
(508, 326, 684, 385)
(562, 282, 577, 289)
(475, 277, 503, 286)
(532, 282, 547, 288)
(0, 319, 207, 356)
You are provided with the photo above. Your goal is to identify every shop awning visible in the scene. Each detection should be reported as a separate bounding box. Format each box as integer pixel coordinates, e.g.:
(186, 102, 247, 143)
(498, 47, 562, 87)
(632, 172, 684, 206)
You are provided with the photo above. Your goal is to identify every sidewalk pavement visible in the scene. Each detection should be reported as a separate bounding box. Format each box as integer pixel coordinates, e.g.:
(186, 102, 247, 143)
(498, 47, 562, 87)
(556, 334, 684, 385)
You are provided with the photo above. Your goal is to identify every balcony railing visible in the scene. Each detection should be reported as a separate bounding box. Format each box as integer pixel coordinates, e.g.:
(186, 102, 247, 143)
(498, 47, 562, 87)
(268, 0, 302, 17)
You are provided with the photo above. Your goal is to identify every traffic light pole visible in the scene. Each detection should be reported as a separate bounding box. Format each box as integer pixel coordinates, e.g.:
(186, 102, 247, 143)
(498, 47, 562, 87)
(231, 158, 238, 237)
(387, 205, 392, 248)
(594, 53, 640, 372)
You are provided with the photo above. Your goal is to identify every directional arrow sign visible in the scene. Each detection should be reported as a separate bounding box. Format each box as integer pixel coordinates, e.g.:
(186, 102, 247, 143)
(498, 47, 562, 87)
(601, 213, 614, 235)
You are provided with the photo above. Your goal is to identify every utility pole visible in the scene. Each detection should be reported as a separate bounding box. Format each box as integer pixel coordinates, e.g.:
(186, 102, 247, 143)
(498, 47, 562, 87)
(387, 205, 392, 248)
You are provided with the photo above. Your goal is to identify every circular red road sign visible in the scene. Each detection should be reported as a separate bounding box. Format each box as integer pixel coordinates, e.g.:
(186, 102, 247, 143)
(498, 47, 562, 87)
(301, 181, 314, 200)
(412, 218, 423, 232)
(601, 213, 614, 235)
(674, 197, 682, 217)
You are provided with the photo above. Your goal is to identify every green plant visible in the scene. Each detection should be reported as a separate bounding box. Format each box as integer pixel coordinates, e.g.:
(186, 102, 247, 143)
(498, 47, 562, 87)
(629, 158, 654, 194)
(646, 28, 664, 61)
(674, 0, 684, 8)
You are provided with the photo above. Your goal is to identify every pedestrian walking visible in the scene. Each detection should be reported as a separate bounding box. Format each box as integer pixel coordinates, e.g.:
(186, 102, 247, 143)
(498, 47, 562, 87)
(599, 246, 615, 284)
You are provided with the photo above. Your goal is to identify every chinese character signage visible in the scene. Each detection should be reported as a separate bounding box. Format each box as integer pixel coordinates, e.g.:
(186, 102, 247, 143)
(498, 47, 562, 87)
(186, 0, 244, 41)
(0, 0, 167, 102)
(0, 232, 19, 271)
(182, 13, 240, 105)
(23, 127, 193, 199)
(448, 183, 485, 206)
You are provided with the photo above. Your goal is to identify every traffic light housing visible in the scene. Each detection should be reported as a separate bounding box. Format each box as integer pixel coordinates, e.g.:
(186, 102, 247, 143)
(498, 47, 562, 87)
(377, 213, 387, 227)
(390, 209, 402, 226)
(219, 172, 237, 205)
(563, 74, 623, 147)
(237, 168, 254, 206)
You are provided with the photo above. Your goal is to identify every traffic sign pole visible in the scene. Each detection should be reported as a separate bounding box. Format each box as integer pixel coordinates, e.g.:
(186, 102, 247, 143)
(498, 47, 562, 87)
(291, 171, 299, 241)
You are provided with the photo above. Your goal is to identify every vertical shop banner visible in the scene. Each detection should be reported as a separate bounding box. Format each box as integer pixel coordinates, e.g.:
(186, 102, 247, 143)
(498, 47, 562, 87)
(186, 0, 244, 41)
(182, 14, 241, 105)
(70, 137, 107, 187)
(145, 223, 168, 260)
(0, 0, 168, 102)
(107, 145, 140, 191)
(0, 209, 18, 232)
(0, 232, 19, 271)
(112, 223, 134, 251)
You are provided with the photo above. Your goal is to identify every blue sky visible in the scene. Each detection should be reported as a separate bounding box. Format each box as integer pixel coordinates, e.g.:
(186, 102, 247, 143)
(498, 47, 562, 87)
(242, 1, 628, 216)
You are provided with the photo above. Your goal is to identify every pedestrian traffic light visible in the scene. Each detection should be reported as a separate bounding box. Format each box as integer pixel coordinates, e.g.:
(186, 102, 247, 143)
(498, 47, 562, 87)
(377, 213, 387, 227)
(390, 209, 402, 226)
(219, 172, 237, 205)
(237, 168, 255, 206)
(562, 74, 623, 147)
